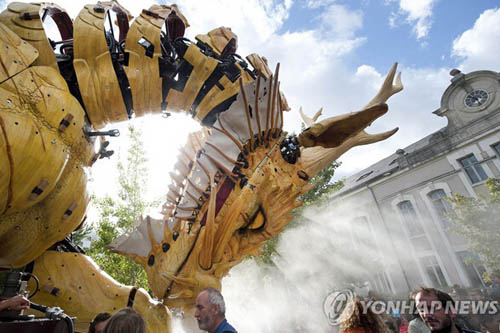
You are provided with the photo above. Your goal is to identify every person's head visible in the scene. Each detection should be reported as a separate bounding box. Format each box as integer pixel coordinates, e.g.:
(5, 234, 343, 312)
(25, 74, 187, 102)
(103, 308, 145, 333)
(89, 312, 111, 333)
(339, 297, 389, 333)
(195, 287, 226, 332)
(413, 287, 456, 331)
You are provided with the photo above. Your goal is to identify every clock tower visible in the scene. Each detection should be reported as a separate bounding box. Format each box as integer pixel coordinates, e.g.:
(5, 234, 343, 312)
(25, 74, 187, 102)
(433, 69, 500, 130)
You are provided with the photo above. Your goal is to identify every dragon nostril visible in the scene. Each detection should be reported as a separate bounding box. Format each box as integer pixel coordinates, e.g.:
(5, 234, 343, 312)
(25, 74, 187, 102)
(173, 232, 179, 241)
(162, 243, 170, 252)
(148, 255, 155, 266)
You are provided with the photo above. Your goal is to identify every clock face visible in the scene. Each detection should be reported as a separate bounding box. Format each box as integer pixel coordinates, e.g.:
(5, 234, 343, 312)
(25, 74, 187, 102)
(464, 89, 489, 108)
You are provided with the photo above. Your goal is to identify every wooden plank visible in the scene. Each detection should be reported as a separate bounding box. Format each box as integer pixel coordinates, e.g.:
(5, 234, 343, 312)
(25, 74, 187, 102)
(0, 2, 57, 70)
(165, 44, 218, 112)
(0, 22, 38, 82)
(0, 111, 68, 215)
(124, 9, 163, 116)
(195, 75, 240, 122)
(246, 53, 272, 78)
(73, 4, 128, 129)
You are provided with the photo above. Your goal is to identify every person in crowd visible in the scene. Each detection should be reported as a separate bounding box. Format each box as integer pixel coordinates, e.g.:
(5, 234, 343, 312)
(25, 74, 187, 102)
(89, 312, 111, 333)
(399, 314, 409, 333)
(195, 287, 236, 333)
(0, 294, 29, 312)
(414, 287, 479, 333)
(102, 307, 145, 333)
(339, 297, 390, 333)
(408, 315, 431, 333)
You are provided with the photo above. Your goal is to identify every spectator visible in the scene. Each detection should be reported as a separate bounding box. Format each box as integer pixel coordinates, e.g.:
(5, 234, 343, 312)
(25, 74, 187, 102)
(195, 287, 236, 333)
(408, 316, 430, 333)
(414, 287, 479, 333)
(103, 308, 145, 333)
(89, 312, 111, 333)
(400, 314, 409, 333)
(339, 297, 389, 333)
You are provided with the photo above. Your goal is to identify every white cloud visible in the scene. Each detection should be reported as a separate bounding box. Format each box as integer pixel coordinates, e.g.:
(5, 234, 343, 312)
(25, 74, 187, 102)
(305, 0, 336, 9)
(388, 0, 437, 41)
(176, 0, 292, 48)
(320, 4, 364, 39)
(452, 8, 500, 73)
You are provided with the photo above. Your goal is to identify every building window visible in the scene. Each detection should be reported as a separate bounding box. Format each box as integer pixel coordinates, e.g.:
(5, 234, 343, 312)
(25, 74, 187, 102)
(492, 142, 500, 155)
(397, 201, 424, 236)
(456, 251, 486, 288)
(351, 216, 376, 249)
(428, 189, 454, 228)
(458, 154, 488, 184)
(420, 255, 448, 288)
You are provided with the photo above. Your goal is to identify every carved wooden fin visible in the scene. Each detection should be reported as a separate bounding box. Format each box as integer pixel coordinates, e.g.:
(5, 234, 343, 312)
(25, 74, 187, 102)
(239, 77, 254, 151)
(199, 173, 216, 270)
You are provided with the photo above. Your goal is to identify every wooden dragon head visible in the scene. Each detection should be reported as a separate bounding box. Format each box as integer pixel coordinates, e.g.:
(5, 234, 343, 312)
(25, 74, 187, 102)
(108, 63, 403, 310)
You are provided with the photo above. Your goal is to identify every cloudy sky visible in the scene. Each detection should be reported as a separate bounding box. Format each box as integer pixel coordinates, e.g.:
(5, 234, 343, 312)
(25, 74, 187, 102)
(1, 0, 499, 202)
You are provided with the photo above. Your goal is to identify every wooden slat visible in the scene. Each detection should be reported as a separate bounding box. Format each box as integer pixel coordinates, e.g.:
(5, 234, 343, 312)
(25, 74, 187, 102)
(124, 6, 165, 116)
(195, 75, 240, 122)
(27, 251, 135, 330)
(246, 53, 272, 78)
(195, 27, 237, 56)
(73, 4, 128, 129)
(0, 110, 68, 216)
(165, 44, 218, 112)
(0, 2, 60, 70)
(0, 22, 38, 83)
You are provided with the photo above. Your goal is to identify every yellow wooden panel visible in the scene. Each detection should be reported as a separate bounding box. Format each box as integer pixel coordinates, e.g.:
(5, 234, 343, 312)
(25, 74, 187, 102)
(0, 66, 94, 163)
(195, 27, 237, 56)
(246, 53, 272, 78)
(125, 3, 190, 116)
(0, 111, 68, 216)
(166, 44, 218, 112)
(95, 53, 128, 123)
(0, 2, 57, 70)
(73, 59, 105, 128)
(0, 156, 88, 268)
(27, 251, 133, 329)
(195, 75, 240, 122)
(73, 4, 128, 129)
(0, 114, 10, 213)
(235, 62, 254, 84)
(0, 22, 38, 82)
(124, 11, 163, 116)
(133, 288, 172, 333)
(27, 66, 91, 152)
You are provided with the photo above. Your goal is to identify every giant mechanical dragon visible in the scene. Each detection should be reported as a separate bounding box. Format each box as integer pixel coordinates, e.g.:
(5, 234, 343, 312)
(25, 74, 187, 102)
(0, 1, 403, 331)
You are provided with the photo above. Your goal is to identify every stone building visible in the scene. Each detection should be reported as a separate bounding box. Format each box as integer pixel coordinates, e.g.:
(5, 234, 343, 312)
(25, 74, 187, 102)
(328, 69, 500, 294)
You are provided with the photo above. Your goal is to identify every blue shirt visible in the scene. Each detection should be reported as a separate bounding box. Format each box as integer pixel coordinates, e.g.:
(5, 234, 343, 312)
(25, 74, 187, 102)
(214, 319, 237, 333)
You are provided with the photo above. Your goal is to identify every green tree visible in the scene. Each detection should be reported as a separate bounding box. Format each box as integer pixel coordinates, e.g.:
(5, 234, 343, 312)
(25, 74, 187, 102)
(74, 124, 157, 290)
(448, 178, 500, 278)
